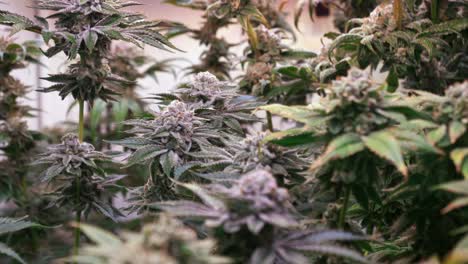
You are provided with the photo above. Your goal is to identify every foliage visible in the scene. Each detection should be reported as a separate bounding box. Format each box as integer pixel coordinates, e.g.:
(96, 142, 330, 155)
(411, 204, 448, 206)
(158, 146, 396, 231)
(33, 134, 124, 221)
(67, 214, 230, 264)
(0, 0, 178, 103)
(155, 169, 368, 263)
(0, 37, 42, 205)
(0, 216, 45, 264)
(326, 1, 468, 93)
(83, 44, 178, 148)
(294, 0, 380, 32)
(0, 0, 467, 263)
(153, 71, 260, 135)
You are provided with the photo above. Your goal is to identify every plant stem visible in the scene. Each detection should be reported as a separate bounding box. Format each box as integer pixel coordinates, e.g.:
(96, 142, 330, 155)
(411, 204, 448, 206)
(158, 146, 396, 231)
(78, 100, 85, 142)
(266, 111, 274, 132)
(431, 0, 439, 23)
(338, 186, 351, 229)
(74, 99, 85, 259)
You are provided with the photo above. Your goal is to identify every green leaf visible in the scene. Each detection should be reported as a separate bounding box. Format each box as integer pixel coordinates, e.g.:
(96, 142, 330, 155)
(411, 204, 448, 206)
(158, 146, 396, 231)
(125, 145, 167, 167)
(84, 30, 99, 52)
(260, 104, 314, 124)
(421, 18, 468, 36)
(363, 131, 408, 177)
(392, 129, 441, 154)
(442, 197, 468, 214)
(179, 183, 225, 210)
(76, 223, 121, 247)
(0, 242, 26, 264)
(450, 148, 468, 177)
(265, 128, 325, 147)
(275, 66, 301, 78)
(449, 121, 466, 144)
(311, 133, 365, 170)
(160, 151, 177, 177)
(90, 99, 106, 131)
(427, 125, 447, 146)
(386, 67, 399, 92)
(328, 34, 362, 60)
(438, 180, 468, 196)
(281, 50, 316, 60)
(0, 217, 44, 236)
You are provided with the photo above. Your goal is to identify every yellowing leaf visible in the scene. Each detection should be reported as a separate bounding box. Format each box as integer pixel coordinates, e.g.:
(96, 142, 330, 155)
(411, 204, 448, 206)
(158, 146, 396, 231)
(427, 125, 447, 146)
(449, 121, 466, 144)
(442, 197, 468, 214)
(363, 131, 408, 177)
(450, 148, 468, 178)
(310, 133, 365, 171)
(260, 104, 315, 124)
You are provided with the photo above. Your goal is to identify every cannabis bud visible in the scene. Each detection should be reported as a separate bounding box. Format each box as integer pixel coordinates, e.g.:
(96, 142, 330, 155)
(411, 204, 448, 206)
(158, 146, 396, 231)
(216, 169, 296, 233)
(445, 81, 468, 123)
(154, 100, 197, 138)
(332, 68, 377, 104)
(36, 133, 106, 178)
(232, 132, 308, 179)
(183, 71, 237, 103)
(34, 133, 123, 220)
(156, 169, 297, 234)
(256, 25, 282, 57)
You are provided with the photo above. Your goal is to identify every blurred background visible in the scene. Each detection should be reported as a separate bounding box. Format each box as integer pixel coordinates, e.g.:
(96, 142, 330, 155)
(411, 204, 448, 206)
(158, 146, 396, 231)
(2, 0, 335, 130)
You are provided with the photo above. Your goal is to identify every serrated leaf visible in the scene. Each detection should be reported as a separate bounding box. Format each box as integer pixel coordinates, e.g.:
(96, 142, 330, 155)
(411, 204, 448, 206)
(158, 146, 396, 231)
(442, 197, 468, 214)
(449, 121, 466, 144)
(260, 104, 314, 124)
(328, 34, 362, 60)
(125, 145, 167, 167)
(0, 217, 44, 236)
(160, 151, 177, 177)
(265, 128, 325, 147)
(84, 30, 99, 52)
(311, 133, 365, 171)
(0, 242, 26, 264)
(450, 148, 468, 177)
(75, 223, 121, 247)
(427, 125, 447, 146)
(438, 180, 468, 195)
(179, 182, 225, 210)
(363, 131, 408, 177)
(107, 137, 155, 149)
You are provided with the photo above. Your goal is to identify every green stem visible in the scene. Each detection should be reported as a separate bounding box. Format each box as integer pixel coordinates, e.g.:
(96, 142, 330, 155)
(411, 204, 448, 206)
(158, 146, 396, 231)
(338, 186, 351, 229)
(78, 100, 85, 142)
(74, 100, 85, 259)
(266, 111, 274, 132)
(431, 0, 439, 23)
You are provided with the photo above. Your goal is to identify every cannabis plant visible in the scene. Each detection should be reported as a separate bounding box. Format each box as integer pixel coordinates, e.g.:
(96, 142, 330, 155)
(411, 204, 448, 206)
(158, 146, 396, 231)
(422, 81, 468, 176)
(166, 0, 267, 79)
(111, 99, 226, 210)
(156, 169, 368, 263)
(154, 72, 260, 135)
(0, 0, 178, 103)
(294, 0, 379, 31)
(33, 133, 124, 221)
(67, 214, 230, 264)
(262, 68, 439, 229)
(0, 37, 41, 205)
(83, 44, 178, 148)
(374, 81, 468, 259)
(0, 0, 181, 254)
(327, 1, 468, 93)
(200, 131, 309, 185)
(240, 23, 316, 104)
